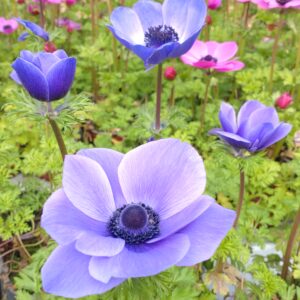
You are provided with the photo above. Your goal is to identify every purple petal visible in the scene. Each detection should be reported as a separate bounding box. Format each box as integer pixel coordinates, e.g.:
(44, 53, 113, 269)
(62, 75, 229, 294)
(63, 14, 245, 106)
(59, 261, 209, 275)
(63, 155, 116, 222)
(118, 138, 206, 220)
(18, 32, 29, 41)
(256, 123, 292, 151)
(34, 52, 60, 75)
(77, 148, 125, 207)
(237, 100, 266, 128)
(89, 234, 190, 282)
(148, 195, 214, 243)
(107, 25, 154, 64)
(238, 107, 279, 139)
(41, 189, 107, 245)
(16, 18, 49, 41)
(42, 243, 124, 298)
(11, 58, 49, 101)
(10, 70, 22, 84)
(177, 203, 235, 266)
(20, 50, 35, 62)
(53, 49, 68, 59)
(46, 57, 76, 101)
(75, 232, 125, 257)
(219, 102, 237, 133)
(147, 42, 178, 65)
(163, 0, 206, 41)
(209, 129, 251, 149)
(110, 7, 144, 44)
(133, 0, 162, 32)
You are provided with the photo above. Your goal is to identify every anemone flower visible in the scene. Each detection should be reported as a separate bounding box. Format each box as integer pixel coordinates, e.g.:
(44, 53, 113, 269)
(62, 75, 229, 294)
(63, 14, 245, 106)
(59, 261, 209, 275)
(56, 18, 81, 32)
(275, 92, 293, 109)
(16, 18, 49, 41)
(41, 138, 235, 298)
(107, 0, 207, 67)
(0, 17, 18, 35)
(210, 100, 292, 153)
(181, 40, 245, 72)
(208, 0, 222, 9)
(11, 50, 76, 102)
(252, 0, 300, 9)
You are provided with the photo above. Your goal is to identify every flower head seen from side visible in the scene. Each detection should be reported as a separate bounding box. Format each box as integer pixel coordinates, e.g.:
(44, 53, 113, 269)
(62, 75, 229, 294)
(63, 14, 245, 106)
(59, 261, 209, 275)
(208, 0, 222, 10)
(11, 50, 76, 102)
(181, 40, 245, 72)
(41, 138, 235, 298)
(0, 17, 18, 35)
(16, 18, 49, 41)
(210, 101, 292, 154)
(107, 0, 207, 68)
(275, 92, 293, 109)
(252, 0, 300, 9)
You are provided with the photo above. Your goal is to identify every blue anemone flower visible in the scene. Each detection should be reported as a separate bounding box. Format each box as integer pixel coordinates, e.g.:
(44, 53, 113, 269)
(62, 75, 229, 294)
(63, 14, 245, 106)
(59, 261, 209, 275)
(107, 0, 207, 67)
(11, 50, 76, 102)
(210, 101, 292, 153)
(16, 18, 49, 41)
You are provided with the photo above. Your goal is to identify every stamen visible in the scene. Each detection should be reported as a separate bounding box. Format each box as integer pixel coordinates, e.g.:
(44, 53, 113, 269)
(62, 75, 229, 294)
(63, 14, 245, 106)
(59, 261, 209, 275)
(201, 55, 218, 63)
(276, 0, 290, 5)
(108, 203, 160, 245)
(144, 25, 179, 48)
(3, 25, 12, 31)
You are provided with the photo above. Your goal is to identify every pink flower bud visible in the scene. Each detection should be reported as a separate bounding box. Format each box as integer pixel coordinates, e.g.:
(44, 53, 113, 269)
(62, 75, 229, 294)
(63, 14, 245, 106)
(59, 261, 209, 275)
(206, 15, 212, 25)
(164, 66, 177, 81)
(17, 0, 25, 4)
(275, 92, 293, 109)
(44, 41, 57, 53)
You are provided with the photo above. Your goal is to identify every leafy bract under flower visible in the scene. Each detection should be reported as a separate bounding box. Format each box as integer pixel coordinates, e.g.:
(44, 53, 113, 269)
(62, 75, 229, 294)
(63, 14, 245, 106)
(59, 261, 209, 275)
(210, 101, 292, 153)
(11, 50, 76, 102)
(41, 138, 235, 298)
(107, 0, 207, 68)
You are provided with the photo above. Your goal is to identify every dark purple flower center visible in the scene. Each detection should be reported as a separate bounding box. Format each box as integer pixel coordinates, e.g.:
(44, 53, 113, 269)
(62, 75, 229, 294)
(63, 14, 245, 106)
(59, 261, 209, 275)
(3, 25, 12, 31)
(201, 55, 218, 63)
(276, 0, 290, 4)
(108, 203, 160, 245)
(144, 25, 179, 48)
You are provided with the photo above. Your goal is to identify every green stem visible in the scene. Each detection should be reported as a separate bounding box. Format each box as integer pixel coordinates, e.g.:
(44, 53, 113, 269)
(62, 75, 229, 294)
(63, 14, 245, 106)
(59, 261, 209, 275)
(107, 0, 119, 71)
(269, 11, 285, 94)
(244, 2, 250, 29)
(168, 84, 175, 108)
(200, 74, 212, 130)
(233, 168, 245, 228)
(292, 38, 300, 99)
(281, 207, 300, 280)
(155, 64, 163, 132)
(39, 0, 45, 28)
(47, 103, 67, 160)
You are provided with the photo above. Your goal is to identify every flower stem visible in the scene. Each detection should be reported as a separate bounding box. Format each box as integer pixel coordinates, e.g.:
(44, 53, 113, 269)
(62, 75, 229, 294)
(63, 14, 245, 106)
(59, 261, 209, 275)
(200, 73, 211, 130)
(244, 2, 250, 29)
(155, 64, 163, 132)
(107, 0, 119, 71)
(233, 168, 245, 228)
(47, 103, 67, 161)
(269, 11, 285, 94)
(281, 207, 300, 280)
(168, 84, 175, 108)
(39, 0, 46, 28)
(292, 37, 300, 99)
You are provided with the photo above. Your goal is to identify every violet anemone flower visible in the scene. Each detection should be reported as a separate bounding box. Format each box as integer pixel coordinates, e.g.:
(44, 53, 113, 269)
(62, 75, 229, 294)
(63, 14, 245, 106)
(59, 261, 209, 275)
(0, 17, 18, 35)
(210, 101, 292, 153)
(107, 0, 207, 67)
(208, 0, 222, 10)
(252, 0, 300, 9)
(181, 40, 245, 72)
(11, 50, 76, 102)
(16, 18, 49, 41)
(41, 138, 235, 298)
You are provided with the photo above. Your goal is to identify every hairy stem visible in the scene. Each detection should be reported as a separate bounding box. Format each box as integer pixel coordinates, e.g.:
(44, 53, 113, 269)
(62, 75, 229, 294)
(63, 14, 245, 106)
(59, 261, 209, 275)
(269, 11, 285, 93)
(281, 207, 300, 280)
(233, 169, 245, 228)
(155, 64, 163, 132)
(39, 0, 45, 28)
(200, 74, 212, 130)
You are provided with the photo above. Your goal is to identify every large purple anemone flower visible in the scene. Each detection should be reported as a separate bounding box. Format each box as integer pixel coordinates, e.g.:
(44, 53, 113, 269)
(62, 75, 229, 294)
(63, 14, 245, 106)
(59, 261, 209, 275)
(210, 101, 292, 153)
(11, 50, 76, 102)
(107, 0, 207, 67)
(41, 138, 235, 298)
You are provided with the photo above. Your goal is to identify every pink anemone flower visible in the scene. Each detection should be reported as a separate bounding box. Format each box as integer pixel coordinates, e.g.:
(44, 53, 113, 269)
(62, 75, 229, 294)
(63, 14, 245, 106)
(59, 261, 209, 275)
(208, 0, 222, 9)
(181, 40, 245, 73)
(252, 0, 300, 9)
(56, 18, 81, 32)
(0, 17, 18, 35)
